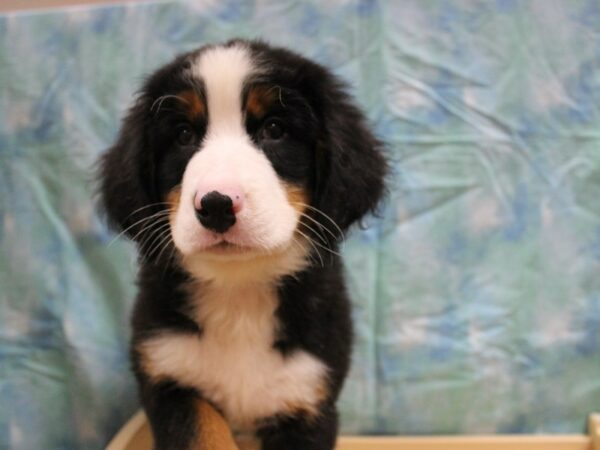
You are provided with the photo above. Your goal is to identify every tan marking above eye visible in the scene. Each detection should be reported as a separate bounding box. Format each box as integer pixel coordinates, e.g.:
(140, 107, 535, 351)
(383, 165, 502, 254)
(245, 85, 279, 119)
(178, 89, 206, 121)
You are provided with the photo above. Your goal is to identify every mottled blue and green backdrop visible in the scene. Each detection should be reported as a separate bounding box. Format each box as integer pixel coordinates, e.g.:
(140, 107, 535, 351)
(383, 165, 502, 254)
(1, 1, 600, 449)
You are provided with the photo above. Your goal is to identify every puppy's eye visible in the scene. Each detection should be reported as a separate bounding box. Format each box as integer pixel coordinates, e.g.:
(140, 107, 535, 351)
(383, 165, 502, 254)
(261, 119, 285, 141)
(177, 124, 194, 146)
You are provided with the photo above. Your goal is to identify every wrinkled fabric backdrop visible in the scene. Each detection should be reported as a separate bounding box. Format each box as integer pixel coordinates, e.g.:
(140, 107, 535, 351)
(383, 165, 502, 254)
(1, 0, 600, 449)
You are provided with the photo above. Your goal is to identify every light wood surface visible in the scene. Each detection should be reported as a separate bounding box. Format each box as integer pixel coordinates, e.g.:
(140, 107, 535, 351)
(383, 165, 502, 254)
(590, 414, 600, 450)
(106, 411, 599, 450)
(337, 435, 591, 450)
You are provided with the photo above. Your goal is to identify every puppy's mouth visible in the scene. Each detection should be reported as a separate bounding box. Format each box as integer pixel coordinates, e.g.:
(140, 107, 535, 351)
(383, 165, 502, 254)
(189, 232, 298, 263)
(192, 233, 276, 260)
(203, 240, 255, 255)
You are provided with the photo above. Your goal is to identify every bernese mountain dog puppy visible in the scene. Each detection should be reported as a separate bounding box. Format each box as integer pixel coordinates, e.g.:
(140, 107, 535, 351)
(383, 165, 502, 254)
(99, 39, 386, 450)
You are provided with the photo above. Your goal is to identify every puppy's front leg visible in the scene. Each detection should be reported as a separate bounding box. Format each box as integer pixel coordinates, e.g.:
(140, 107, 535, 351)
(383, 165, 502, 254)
(258, 404, 338, 450)
(142, 381, 239, 450)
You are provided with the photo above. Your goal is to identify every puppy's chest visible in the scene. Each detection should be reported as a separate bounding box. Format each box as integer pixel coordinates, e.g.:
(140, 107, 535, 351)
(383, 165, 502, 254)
(140, 285, 327, 430)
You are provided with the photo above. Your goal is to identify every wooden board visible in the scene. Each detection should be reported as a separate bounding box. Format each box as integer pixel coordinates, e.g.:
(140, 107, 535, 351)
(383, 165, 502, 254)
(106, 411, 599, 450)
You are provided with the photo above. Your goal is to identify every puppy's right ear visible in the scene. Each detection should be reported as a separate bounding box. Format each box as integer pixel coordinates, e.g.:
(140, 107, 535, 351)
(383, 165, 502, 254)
(98, 95, 157, 239)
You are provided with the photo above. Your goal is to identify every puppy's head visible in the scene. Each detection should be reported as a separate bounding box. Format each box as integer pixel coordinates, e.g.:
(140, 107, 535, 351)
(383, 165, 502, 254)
(99, 40, 386, 283)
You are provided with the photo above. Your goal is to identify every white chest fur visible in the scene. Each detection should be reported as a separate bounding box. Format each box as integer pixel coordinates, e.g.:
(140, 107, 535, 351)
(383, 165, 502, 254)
(139, 283, 327, 430)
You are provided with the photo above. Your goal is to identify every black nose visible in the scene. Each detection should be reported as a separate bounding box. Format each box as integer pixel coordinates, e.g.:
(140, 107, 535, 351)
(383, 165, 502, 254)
(195, 191, 236, 233)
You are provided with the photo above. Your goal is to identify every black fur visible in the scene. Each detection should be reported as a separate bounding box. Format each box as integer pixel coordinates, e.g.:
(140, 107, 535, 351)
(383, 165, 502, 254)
(99, 39, 386, 450)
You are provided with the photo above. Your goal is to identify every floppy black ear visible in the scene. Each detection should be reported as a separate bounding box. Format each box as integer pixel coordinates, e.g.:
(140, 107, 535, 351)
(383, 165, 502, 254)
(98, 95, 157, 239)
(313, 75, 387, 234)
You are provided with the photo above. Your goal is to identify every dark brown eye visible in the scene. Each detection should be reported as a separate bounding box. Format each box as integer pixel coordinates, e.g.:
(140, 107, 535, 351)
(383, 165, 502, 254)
(177, 124, 194, 145)
(262, 119, 285, 141)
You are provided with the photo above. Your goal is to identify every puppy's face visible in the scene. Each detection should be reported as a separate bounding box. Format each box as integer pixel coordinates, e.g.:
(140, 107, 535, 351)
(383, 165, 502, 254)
(162, 46, 314, 263)
(100, 40, 386, 281)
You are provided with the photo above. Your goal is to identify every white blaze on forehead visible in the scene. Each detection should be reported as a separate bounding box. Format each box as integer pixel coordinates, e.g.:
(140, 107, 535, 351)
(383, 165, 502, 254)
(191, 44, 255, 134)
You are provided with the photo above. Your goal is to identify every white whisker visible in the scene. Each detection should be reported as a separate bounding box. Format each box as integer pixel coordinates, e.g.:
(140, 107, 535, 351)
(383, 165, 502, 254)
(108, 210, 171, 247)
(145, 227, 174, 260)
(298, 221, 328, 246)
(290, 202, 344, 238)
(137, 219, 171, 250)
(298, 211, 338, 242)
(295, 228, 324, 268)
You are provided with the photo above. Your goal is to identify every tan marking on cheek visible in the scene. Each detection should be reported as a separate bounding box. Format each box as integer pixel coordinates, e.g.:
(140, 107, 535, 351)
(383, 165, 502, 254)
(246, 85, 277, 119)
(197, 400, 240, 450)
(166, 187, 182, 225)
(178, 89, 206, 121)
(284, 185, 314, 258)
(283, 184, 309, 215)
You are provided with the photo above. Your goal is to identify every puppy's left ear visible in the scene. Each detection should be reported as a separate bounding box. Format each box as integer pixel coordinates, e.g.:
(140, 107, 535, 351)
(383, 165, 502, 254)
(313, 74, 388, 234)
